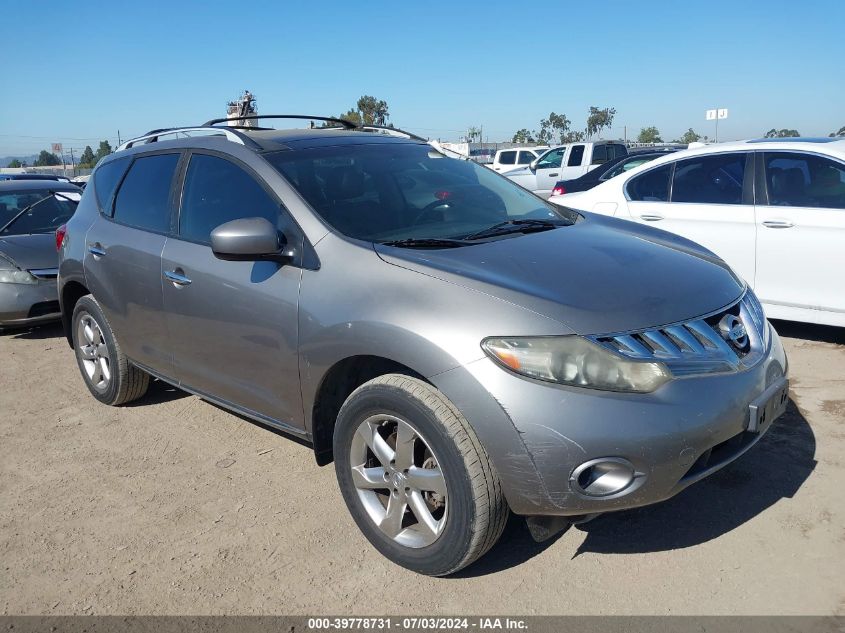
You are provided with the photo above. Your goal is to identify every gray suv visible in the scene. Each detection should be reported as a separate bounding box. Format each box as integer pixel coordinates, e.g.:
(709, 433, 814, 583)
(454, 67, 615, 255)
(58, 116, 789, 576)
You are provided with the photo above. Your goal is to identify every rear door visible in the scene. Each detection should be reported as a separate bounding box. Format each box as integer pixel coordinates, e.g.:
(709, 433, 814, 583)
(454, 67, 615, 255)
(625, 151, 757, 285)
(558, 144, 586, 181)
(83, 152, 180, 375)
(161, 151, 304, 427)
(754, 151, 845, 323)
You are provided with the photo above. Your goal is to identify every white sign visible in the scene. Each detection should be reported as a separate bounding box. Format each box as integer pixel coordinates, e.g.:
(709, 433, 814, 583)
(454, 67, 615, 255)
(706, 109, 717, 121)
(718, 108, 729, 119)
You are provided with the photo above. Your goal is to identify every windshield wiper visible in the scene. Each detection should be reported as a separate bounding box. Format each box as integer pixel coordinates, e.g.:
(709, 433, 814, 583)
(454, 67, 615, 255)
(462, 218, 568, 241)
(0, 191, 78, 234)
(380, 237, 474, 249)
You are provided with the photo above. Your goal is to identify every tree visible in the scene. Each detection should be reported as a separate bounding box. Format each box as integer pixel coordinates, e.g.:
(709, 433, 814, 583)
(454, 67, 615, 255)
(674, 128, 701, 144)
(94, 140, 113, 164)
(356, 95, 390, 126)
(637, 126, 663, 143)
(7, 159, 22, 168)
(511, 128, 535, 143)
(78, 145, 96, 168)
(764, 128, 800, 138)
(466, 126, 482, 142)
(34, 150, 61, 167)
(586, 106, 616, 138)
(562, 130, 586, 143)
(829, 125, 845, 137)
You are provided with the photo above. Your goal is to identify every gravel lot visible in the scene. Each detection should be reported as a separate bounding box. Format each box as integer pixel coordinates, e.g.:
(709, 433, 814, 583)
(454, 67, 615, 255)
(1, 320, 843, 615)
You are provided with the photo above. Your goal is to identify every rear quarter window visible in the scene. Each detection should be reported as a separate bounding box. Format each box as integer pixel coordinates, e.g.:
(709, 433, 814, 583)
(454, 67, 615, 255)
(92, 157, 130, 215)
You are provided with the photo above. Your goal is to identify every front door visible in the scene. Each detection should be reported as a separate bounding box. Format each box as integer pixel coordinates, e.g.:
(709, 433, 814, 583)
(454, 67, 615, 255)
(533, 146, 567, 197)
(161, 152, 304, 427)
(754, 151, 845, 324)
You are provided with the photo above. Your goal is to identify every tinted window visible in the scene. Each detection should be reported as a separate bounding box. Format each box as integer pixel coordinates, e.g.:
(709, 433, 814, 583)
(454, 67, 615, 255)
(591, 145, 608, 165)
(568, 145, 585, 166)
(609, 144, 627, 160)
(517, 151, 535, 165)
(627, 164, 671, 202)
(765, 152, 845, 209)
(603, 157, 654, 180)
(93, 157, 130, 215)
(268, 144, 568, 242)
(536, 147, 565, 170)
(0, 189, 79, 235)
(498, 151, 516, 165)
(180, 154, 280, 244)
(113, 154, 179, 233)
(671, 153, 746, 205)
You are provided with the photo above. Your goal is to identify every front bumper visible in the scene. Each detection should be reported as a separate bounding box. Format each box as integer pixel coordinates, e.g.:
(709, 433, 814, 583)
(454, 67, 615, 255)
(432, 324, 788, 517)
(0, 279, 61, 327)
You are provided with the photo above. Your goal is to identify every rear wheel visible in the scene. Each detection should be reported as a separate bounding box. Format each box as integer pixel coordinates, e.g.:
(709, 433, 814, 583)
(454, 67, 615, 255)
(334, 374, 508, 576)
(71, 295, 149, 406)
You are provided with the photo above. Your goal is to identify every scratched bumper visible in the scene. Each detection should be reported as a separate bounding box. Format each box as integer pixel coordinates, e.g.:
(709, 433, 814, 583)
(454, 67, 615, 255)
(432, 324, 787, 516)
(0, 279, 60, 327)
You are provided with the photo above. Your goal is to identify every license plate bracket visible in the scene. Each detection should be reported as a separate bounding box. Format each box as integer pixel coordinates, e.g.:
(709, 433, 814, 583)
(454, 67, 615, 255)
(747, 377, 789, 434)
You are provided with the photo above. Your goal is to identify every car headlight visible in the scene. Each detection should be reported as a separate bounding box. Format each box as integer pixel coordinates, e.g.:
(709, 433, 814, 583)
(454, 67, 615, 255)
(482, 336, 670, 393)
(0, 268, 38, 284)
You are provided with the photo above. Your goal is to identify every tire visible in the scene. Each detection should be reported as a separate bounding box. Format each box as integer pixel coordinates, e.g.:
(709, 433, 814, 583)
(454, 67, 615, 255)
(71, 295, 149, 406)
(334, 374, 508, 576)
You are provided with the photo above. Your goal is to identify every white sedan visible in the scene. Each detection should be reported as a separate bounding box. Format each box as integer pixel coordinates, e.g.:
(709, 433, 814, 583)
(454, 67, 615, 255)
(551, 137, 845, 327)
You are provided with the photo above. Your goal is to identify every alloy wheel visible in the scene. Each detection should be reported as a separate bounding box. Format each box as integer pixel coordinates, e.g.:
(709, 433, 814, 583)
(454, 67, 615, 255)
(76, 313, 111, 392)
(349, 414, 448, 548)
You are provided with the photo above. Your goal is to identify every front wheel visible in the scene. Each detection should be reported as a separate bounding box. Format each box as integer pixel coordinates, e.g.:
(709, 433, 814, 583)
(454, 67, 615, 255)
(334, 374, 508, 576)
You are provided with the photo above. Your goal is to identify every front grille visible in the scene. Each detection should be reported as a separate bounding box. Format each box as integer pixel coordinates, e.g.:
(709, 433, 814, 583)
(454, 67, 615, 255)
(591, 291, 767, 376)
(27, 300, 60, 318)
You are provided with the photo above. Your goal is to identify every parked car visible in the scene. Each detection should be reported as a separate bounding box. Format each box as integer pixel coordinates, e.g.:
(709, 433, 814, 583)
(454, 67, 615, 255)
(488, 147, 548, 172)
(504, 140, 628, 197)
(58, 116, 788, 575)
(0, 173, 71, 182)
(550, 150, 675, 197)
(555, 137, 845, 327)
(0, 180, 80, 328)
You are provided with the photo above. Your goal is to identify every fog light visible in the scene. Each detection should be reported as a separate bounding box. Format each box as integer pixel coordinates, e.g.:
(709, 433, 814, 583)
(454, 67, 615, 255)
(570, 458, 637, 497)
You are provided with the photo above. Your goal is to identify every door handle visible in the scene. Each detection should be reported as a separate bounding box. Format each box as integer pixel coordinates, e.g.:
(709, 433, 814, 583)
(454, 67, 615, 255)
(164, 269, 192, 286)
(762, 220, 794, 229)
(548, 173, 559, 177)
(88, 243, 106, 257)
(639, 214, 664, 222)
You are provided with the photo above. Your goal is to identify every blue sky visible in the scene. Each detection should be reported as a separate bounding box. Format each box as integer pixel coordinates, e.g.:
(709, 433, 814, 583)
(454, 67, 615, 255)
(2, 0, 843, 157)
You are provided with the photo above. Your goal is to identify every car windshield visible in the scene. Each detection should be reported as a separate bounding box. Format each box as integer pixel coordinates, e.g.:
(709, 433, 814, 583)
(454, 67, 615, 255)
(0, 189, 80, 236)
(267, 143, 572, 243)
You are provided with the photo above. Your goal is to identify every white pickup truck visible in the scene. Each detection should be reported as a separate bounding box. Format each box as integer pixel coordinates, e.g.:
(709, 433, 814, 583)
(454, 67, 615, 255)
(503, 140, 628, 198)
(488, 147, 549, 172)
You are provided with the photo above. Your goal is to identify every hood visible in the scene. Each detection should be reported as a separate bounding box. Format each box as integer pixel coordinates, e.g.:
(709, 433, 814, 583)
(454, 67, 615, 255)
(0, 233, 58, 271)
(374, 214, 744, 335)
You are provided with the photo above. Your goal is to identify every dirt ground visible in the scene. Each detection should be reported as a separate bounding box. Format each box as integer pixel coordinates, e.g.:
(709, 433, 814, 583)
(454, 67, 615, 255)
(1, 320, 843, 615)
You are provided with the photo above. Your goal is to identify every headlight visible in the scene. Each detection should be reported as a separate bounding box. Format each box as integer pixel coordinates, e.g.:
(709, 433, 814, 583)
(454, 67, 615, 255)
(0, 269, 38, 284)
(482, 336, 670, 393)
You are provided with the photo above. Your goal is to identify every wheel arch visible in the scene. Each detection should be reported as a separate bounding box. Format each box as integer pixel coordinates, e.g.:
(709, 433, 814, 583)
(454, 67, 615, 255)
(310, 355, 426, 466)
(60, 280, 90, 347)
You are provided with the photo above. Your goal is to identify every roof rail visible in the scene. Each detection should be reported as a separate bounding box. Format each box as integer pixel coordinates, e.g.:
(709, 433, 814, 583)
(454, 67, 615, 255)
(360, 125, 428, 143)
(203, 114, 358, 129)
(117, 126, 260, 151)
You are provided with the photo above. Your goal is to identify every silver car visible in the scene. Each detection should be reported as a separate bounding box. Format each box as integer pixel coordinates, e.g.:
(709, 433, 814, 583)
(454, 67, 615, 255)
(58, 117, 789, 576)
(0, 180, 79, 328)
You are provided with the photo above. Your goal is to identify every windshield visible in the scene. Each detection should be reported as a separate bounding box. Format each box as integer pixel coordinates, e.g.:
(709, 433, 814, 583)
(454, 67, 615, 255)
(0, 189, 80, 236)
(267, 143, 570, 243)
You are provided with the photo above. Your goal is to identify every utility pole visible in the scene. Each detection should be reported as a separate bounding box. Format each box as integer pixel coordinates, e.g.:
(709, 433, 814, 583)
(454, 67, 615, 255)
(69, 148, 76, 176)
(117, 130, 122, 146)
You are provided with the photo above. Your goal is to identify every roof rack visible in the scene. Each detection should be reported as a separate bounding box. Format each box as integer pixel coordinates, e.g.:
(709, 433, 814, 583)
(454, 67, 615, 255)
(203, 114, 358, 129)
(117, 126, 259, 151)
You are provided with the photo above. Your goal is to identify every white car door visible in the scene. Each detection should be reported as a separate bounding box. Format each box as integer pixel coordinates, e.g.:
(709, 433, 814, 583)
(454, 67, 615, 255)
(754, 150, 845, 326)
(558, 144, 587, 181)
(493, 150, 518, 172)
(533, 146, 568, 197)
(623, 152, 757, 286)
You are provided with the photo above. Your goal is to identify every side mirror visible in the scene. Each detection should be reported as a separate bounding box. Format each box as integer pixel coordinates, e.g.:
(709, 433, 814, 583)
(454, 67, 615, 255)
(529, 159, 538, 171)
(210, 217, 289, 261)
